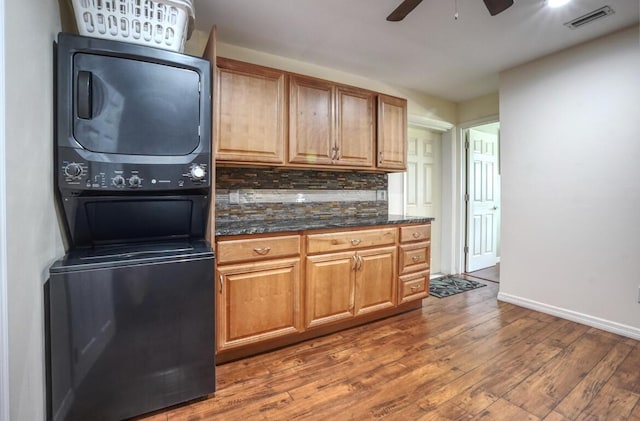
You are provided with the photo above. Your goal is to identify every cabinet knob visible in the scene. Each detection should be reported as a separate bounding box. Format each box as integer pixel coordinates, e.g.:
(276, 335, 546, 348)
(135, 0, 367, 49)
(253, 247, 271, 255)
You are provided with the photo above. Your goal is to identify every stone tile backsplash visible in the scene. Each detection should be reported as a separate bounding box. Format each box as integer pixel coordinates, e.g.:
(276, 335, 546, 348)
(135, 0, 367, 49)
(216, 167, 388, 222)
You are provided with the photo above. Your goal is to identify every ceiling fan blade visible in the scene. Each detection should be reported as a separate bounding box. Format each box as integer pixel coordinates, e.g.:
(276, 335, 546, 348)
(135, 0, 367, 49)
(386, 0, 424, 22)
(482, 0, 514, 16)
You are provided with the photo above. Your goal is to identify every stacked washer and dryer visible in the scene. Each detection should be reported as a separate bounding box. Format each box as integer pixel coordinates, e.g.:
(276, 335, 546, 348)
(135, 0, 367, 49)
(46, 26, 215, 421)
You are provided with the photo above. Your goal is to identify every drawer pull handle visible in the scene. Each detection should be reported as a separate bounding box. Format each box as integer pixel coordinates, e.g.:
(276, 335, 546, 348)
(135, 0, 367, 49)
(410, 285, 421, 291)
(253, 247, 271, 255)
(351, 239, 362, 246)
(412, 232, 421, 238)
(412, 256, 419, 262)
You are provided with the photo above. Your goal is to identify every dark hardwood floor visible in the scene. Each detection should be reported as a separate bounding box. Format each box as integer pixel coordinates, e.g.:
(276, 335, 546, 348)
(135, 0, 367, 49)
(466, 264, 500, 283)
(141, 280, 640, 420)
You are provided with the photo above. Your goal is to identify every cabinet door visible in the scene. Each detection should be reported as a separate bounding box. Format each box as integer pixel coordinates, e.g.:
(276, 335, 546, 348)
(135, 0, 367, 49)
(217, 58, 286, 164)
(305, 251, 356, 328)
(289, 75, 334, 165)
(355, 246, 397, 316)
(335, 86, 375, 167)
(216, 258, 301, 351)
(377, 94, 407, 171)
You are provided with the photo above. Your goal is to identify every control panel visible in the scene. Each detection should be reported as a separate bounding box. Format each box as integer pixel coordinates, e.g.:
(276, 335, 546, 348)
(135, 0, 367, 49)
(58, 151, 210, 192)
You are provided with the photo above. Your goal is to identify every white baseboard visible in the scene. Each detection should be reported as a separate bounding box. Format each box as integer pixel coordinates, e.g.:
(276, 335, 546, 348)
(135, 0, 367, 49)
(497, 292, 640, 341)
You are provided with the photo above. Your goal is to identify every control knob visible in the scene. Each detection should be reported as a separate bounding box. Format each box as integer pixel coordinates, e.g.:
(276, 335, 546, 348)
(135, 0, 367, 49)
(189, 165, 206, 181)
(112, 175, 126, 187)
(64, 162, 83, 178)
(128, 175, 142, 188)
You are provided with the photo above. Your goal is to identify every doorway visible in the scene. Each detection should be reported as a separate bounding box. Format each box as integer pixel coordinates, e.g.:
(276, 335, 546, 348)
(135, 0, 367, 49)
(464, 122, 501, 274)
(405, 125, 441, 275)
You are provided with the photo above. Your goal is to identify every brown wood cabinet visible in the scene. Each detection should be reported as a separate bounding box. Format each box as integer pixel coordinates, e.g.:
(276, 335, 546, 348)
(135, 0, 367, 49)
(215, 222, 430, 362)
(213, 57, 405, 172)
(377, 94, 408, 171)
(215, 235, 302, 351)
(305, 250, 356, 328)
(354, 246, 397, 315)
(305, 245, 397, 328)
(289, 76, 375, 168)
(289, 75, 334, 165)
(305, 228, 397, 328)
(397, 224, 431, 304)
(306, 226, 396, 254)
(334, 85, 375, 167)
(216, 58, 286, 164)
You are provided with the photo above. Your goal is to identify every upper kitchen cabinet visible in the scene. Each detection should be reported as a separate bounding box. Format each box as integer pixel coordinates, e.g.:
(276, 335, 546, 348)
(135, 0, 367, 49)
(377, 94, 407, 171)
(216, 58, 286, 164)
(289, 75, 375, 168)
(214, 57, 406, 172)
(335, 86, 375, 167)
(288, 75, 334, 166)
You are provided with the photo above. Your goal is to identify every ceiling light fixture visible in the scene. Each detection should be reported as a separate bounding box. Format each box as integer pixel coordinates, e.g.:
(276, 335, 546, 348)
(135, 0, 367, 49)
(547, 0, 571, 7)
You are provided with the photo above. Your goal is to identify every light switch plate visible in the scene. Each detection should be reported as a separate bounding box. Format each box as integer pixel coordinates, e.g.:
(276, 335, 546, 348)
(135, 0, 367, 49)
(229, 190, 239, 205)
(376, 190, 387, 201)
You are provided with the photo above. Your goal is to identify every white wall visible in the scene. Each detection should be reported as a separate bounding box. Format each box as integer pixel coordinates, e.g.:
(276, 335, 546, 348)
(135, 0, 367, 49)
(457, 92, 499, 125)
(498, 25, 640, 338)
(5, 1, 64, 420)
(0, 0, 9, 418)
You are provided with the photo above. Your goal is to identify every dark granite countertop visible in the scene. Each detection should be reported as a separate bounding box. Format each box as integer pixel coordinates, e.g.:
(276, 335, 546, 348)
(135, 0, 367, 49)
(215, 214, 434, 237)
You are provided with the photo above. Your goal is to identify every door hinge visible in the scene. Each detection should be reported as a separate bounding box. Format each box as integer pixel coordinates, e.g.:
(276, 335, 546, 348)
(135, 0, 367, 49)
(464, 193, 469, 202)
(464, 246, 469, 254)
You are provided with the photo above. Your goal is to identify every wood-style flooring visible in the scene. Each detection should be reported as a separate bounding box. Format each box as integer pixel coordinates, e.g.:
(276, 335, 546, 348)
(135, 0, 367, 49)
(466, 264, 500, 283)
(141, 280, 640, 421)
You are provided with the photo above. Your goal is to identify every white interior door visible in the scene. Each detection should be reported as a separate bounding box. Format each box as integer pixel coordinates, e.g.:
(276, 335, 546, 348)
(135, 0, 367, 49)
(405, 126, 441, 275)
(466, 127, 500, 272)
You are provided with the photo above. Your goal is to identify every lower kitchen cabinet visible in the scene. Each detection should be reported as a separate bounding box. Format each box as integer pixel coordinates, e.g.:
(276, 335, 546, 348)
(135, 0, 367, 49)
(397, 223, 431, 305)
(216, 257, 302, 351)
(214, 221, 431, 361)
(305, 246, 397, 328)
(355, 247, 397, 316)
(398, 270, 430, 304)
(305, 251, 356, 328)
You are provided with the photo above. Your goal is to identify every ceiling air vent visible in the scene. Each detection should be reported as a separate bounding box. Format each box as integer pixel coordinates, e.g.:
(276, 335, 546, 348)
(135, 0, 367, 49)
(564, 6, 614, 29)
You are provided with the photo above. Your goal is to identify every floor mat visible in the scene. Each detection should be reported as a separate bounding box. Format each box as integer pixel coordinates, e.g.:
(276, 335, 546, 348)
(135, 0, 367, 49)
(429, 276, 486, 298)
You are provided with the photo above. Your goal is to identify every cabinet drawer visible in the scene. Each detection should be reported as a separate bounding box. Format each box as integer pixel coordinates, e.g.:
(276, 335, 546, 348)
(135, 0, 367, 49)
(398, 241, 430, 274)
(306, 227, 396, 254)
(400, 224, 431, 243)
(217, 235, 300, 264)
(398, 270, 429, 304)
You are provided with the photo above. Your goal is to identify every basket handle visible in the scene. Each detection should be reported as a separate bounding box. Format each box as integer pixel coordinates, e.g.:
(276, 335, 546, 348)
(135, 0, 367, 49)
(77, 71, 93, 120)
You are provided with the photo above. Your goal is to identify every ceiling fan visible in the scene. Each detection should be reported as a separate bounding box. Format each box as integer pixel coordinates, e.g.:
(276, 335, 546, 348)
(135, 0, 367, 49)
(386, 0, 514, 21)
